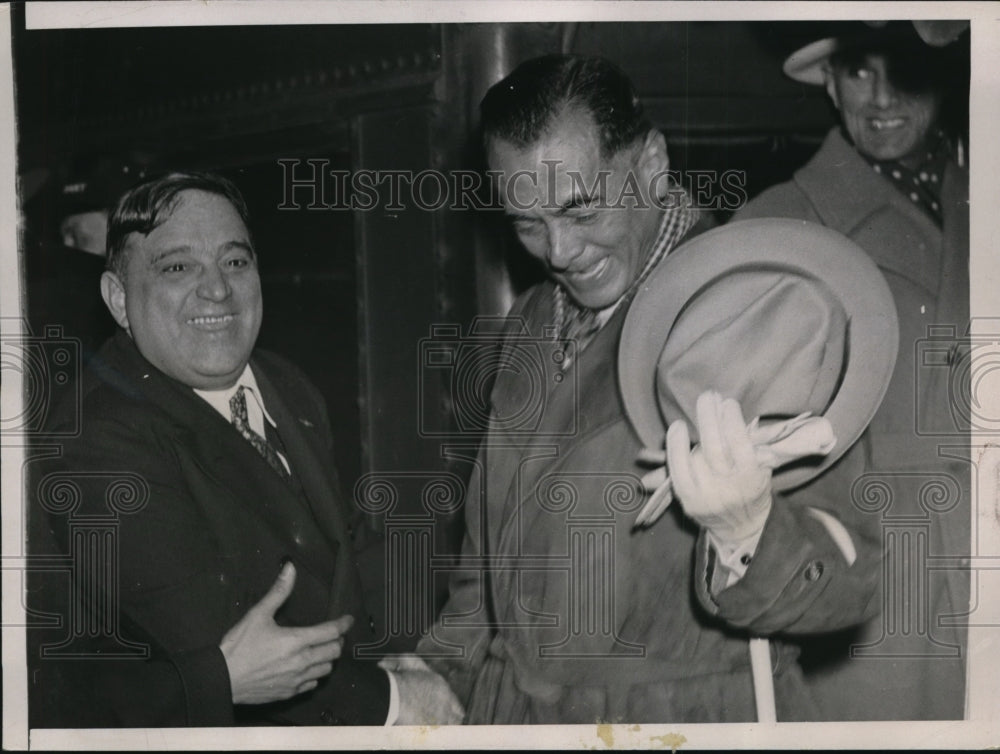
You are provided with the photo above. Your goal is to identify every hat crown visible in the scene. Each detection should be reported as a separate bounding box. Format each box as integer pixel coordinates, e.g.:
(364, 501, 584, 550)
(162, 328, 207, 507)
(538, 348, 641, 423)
(656, 271, 847, 440)
(619, 218, 899, 491)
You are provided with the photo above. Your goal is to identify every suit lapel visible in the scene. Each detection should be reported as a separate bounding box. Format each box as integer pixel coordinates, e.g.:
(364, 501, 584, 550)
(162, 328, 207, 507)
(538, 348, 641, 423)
(251, 358, 352, 554)
(99, 333, 338, 581)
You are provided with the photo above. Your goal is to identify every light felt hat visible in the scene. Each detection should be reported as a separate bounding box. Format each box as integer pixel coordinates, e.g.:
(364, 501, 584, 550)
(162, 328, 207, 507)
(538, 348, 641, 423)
(619, 218, 899, 491)
(784, 20, 970, 86)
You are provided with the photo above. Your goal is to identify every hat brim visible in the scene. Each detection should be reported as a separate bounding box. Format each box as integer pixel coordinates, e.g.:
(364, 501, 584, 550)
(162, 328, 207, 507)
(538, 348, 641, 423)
(618, 218, 899, 492)
(783, 38, 837, 86)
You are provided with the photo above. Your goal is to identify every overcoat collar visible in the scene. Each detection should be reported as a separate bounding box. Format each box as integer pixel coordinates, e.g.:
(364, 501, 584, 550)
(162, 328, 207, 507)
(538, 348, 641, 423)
(794, 128, 948, 291)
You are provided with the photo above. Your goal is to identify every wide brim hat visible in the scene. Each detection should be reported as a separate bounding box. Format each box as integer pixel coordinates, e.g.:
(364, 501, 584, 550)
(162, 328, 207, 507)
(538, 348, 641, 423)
(619, 218, 899, 492)
(783, 20, 970, 86)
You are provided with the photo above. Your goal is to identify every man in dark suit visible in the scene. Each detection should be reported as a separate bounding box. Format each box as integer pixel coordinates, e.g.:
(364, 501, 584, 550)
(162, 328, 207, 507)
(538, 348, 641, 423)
(26, 171, 462, 727)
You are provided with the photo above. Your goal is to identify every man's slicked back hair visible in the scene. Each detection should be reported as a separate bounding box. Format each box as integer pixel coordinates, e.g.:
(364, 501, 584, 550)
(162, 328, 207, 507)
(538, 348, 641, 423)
(480, 54, 651, 158)
(105, 171, 252, 279)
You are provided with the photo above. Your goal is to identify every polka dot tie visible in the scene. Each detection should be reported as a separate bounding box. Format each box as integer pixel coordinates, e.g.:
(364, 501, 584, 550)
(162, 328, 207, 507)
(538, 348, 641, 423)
(864, 130, 951, 226)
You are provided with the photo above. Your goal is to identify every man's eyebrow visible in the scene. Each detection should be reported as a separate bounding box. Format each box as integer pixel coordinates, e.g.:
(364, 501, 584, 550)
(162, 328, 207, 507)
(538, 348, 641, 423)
(148, 239, 254, 265)
(149, 246, 191, 265)
(555, 191, 603, 215)
(223, 240, 255, 255)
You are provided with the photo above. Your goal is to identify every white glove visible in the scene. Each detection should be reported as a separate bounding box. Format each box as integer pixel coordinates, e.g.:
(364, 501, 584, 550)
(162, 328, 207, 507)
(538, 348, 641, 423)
(635, 392, 837, 534)
(666, 391, 772, 543)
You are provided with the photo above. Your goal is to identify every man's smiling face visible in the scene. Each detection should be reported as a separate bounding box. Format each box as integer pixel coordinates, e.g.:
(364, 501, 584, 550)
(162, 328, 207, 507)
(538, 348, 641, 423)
(827, 53, 941, 169)
(102, 189, 263, 390)
(488, 107, 666, 310)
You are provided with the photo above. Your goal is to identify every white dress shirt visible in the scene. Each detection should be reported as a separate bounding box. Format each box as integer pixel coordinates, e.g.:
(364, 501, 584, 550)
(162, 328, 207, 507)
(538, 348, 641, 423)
(193, 365, 290, 474)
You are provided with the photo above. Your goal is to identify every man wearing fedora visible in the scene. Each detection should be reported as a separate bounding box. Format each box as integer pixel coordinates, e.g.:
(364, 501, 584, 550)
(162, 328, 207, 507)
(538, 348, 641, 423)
(734, 21, 970, 720)
(413, 54, 902, 723)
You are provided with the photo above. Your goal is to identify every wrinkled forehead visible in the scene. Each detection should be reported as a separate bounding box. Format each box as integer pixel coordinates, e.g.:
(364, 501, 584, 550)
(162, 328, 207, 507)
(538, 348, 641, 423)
(487, 117, 638, 210)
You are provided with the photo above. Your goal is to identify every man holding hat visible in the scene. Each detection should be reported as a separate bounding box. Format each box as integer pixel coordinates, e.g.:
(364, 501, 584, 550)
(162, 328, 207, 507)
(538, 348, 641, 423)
(414, 54, 901, 723)
(734, 21, 970, 720)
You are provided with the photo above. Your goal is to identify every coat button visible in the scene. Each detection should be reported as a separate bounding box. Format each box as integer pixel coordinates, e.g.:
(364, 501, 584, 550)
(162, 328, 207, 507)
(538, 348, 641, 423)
(803, 560, 824, 582)
(320, 709, 335, 724)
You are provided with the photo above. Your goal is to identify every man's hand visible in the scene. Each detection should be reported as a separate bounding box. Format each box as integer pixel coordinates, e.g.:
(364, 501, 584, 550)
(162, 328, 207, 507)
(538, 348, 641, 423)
(379, 654, 465, 725)
(666, 391, 773, 544)
(220, 561, 352, 705)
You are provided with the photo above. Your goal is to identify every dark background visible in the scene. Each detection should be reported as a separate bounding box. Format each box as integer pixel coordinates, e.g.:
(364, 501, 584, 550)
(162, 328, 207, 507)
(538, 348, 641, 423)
(15, 20, 850, 489)
(14, 18, 969, 651)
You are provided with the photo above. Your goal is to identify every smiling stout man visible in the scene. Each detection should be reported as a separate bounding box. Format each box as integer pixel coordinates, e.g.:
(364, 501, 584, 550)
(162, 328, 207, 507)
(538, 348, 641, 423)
(734, 22, 971, 720)
(27, 171, 463, 727)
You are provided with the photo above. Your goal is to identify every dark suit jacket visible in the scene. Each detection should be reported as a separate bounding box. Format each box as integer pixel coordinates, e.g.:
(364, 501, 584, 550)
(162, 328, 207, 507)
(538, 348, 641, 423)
(27, 330, 389, 727)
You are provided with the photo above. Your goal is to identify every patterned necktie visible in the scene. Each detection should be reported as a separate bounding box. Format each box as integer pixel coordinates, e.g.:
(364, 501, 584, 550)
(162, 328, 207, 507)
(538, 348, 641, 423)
(229, 386, 291, 481)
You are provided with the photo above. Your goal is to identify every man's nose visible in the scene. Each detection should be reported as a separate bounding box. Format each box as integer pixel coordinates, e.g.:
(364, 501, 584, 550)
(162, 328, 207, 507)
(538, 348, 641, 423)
(197, 264, 232, 301)
(547, 225, 584, 271)
(871, 73, 898, 109)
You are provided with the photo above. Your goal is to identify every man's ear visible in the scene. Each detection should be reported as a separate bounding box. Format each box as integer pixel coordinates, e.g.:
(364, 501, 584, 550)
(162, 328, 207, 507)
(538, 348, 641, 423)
(637, 129, 670, 182)
(100, 271, 130, 332)
(636, 129, 670, 207)
(823, 66, 841, 111)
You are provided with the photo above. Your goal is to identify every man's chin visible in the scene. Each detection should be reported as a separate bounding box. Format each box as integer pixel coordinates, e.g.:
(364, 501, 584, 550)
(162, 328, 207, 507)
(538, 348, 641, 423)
(560, 272, 630, 311)
(858, 134, 923, 164)
(563, 293, 606, 311)
(182, 354, 253, 390)
(187, 369, 246, 390)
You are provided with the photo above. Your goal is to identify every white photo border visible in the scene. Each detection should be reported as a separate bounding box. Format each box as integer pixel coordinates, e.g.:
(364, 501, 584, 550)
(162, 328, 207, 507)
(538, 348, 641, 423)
(4, 1, 998, 749)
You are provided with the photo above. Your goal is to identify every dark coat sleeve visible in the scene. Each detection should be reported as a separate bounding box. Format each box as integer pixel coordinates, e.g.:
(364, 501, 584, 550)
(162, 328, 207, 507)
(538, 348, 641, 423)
(691, 438, 883, 635)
